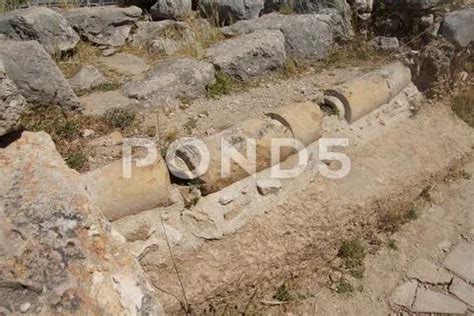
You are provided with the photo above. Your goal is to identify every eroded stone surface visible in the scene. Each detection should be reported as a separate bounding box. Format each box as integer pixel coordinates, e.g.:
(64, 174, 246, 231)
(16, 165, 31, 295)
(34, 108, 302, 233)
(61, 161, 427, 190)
(150, 0, 192, 19)
(123, 58, 215, 103)
(412, 288, 467, 314)
(440, 8, 474, 47)
(407, 258, 453, 284)
(449, 277, 474, 306)
(0, 131, 163, 314)
(0, 7, 79, 54)
(80, 90, 135, 116)
(128, 21, 196, 56)
(0, 62, 27, 137)
(444, 241, 474, 283)
(206, 29, 286, 80)
(221, 13, 339, 60)
(64, 6, 142, 47)
(0, 40, 79, 109)
(390, 280, 418, 309)
(100, 53, 149, 77)
(68, 65, 109, 92)
(199, 0, 264, 24)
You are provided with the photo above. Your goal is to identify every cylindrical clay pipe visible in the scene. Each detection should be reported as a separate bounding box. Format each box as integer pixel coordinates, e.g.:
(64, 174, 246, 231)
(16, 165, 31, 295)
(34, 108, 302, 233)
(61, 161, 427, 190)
(324, 62, 412, 123)
(82, 158, 171, 221)
(171, 102, 323, 195)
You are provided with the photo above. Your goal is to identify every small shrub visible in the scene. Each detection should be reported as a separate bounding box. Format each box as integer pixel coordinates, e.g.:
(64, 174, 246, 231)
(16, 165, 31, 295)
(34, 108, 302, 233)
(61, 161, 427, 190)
(387, 239, 398, 250)
(338, 239, 366, 278)
(283, 58, 298, 76)
(279, 3, 294, 15)
(338, 239, 366, 266)
(320, 103, 340, 116)
(273, 282, 292, 301)
(334, 278, 354, 294)
(452, 90, 474, 128)
(104, 108, 136, 129)
(183, 117, 198, 134)
(206, 71, 233, 98)
(56, 120, 80, 140)
(406, 207, 418, 221)
(65, 151, 88, 171)
(96, 82, 120, 92)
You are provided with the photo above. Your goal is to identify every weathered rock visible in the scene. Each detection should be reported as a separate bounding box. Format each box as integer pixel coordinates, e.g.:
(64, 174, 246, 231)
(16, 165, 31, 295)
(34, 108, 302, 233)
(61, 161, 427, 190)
(221, 13, 342, 59)
(390, 280, 418, 309)
(444, 241, 474, 283)
(0, 131, 163, 314)
(0, 7, 79, 54)
(68, 65, 109, 92)
(0, 41, 79, 109)
(99, 53, 149, 76)
(440, 8, 474, 48)
(64, 6, 142, 47)
(449, 277, 474, 306)
(206, 29, 286, 80)
(0, 62, 27, 137)
(373, 36, 400, 51)
(412, 288, 467, 314)
(383, 0, 442, 9)
(80, 90, 135, 116)
(199, 0, 264, 24)
(123, 58, 215, 103)
(413, 38, 455, 92)
(407, 258, 453, 284)
(150, 0, 192, 19)
(256, 178, 282, 195)
(128, 20, 196, 55)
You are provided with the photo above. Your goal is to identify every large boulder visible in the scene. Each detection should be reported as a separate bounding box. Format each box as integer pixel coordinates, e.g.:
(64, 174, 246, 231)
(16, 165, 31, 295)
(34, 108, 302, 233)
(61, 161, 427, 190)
(440, 8, 474, 48)
(0, 41, 80, 109)
(206, 29, 286, 80)
(0, 61, 27, 137)
(0, 131, 163, 314)
(123, 57, 215, 102)
(150, 0, 192, 19)
(221, 13, 340, 59)
(63, 6, 142, 47)
(199, 0, 264, 25)
(128, 20, 196, 55)
(0, 7, 79, 55)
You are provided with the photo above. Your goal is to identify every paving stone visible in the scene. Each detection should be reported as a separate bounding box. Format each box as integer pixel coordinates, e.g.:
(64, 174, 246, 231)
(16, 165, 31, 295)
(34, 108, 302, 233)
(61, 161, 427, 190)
(412, 287, 468, 314)
(99, 53, 149, 77)
(449, 277, 474, 306)
(444, 241, 474, 283)
(80, 90, 135, 116)
(390, 280, 418, 309)
(256, 178, 282, 196)
(407, 258, 453, 284)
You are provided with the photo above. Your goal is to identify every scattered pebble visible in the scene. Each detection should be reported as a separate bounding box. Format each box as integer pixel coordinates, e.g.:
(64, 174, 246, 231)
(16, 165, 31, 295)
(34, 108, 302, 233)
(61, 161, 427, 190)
(19, 303, 31, 313)
(102, 47, 116, 57)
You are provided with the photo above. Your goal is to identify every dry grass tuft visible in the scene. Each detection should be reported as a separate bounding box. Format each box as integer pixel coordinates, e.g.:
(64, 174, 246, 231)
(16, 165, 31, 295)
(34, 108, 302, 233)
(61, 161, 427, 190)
(56, 42, 122, 90)
(452, 88, 474, 128)
(20, 106, 112, 171)
(323, 36, 390, 68)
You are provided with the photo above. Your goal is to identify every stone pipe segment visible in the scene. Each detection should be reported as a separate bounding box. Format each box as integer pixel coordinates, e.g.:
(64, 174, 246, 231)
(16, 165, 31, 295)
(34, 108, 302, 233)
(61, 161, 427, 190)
(174, 118, 295, 195)
(324, 62, 412, 123)
(82, 157, 171, 221)
(266, 101, 324, 146)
